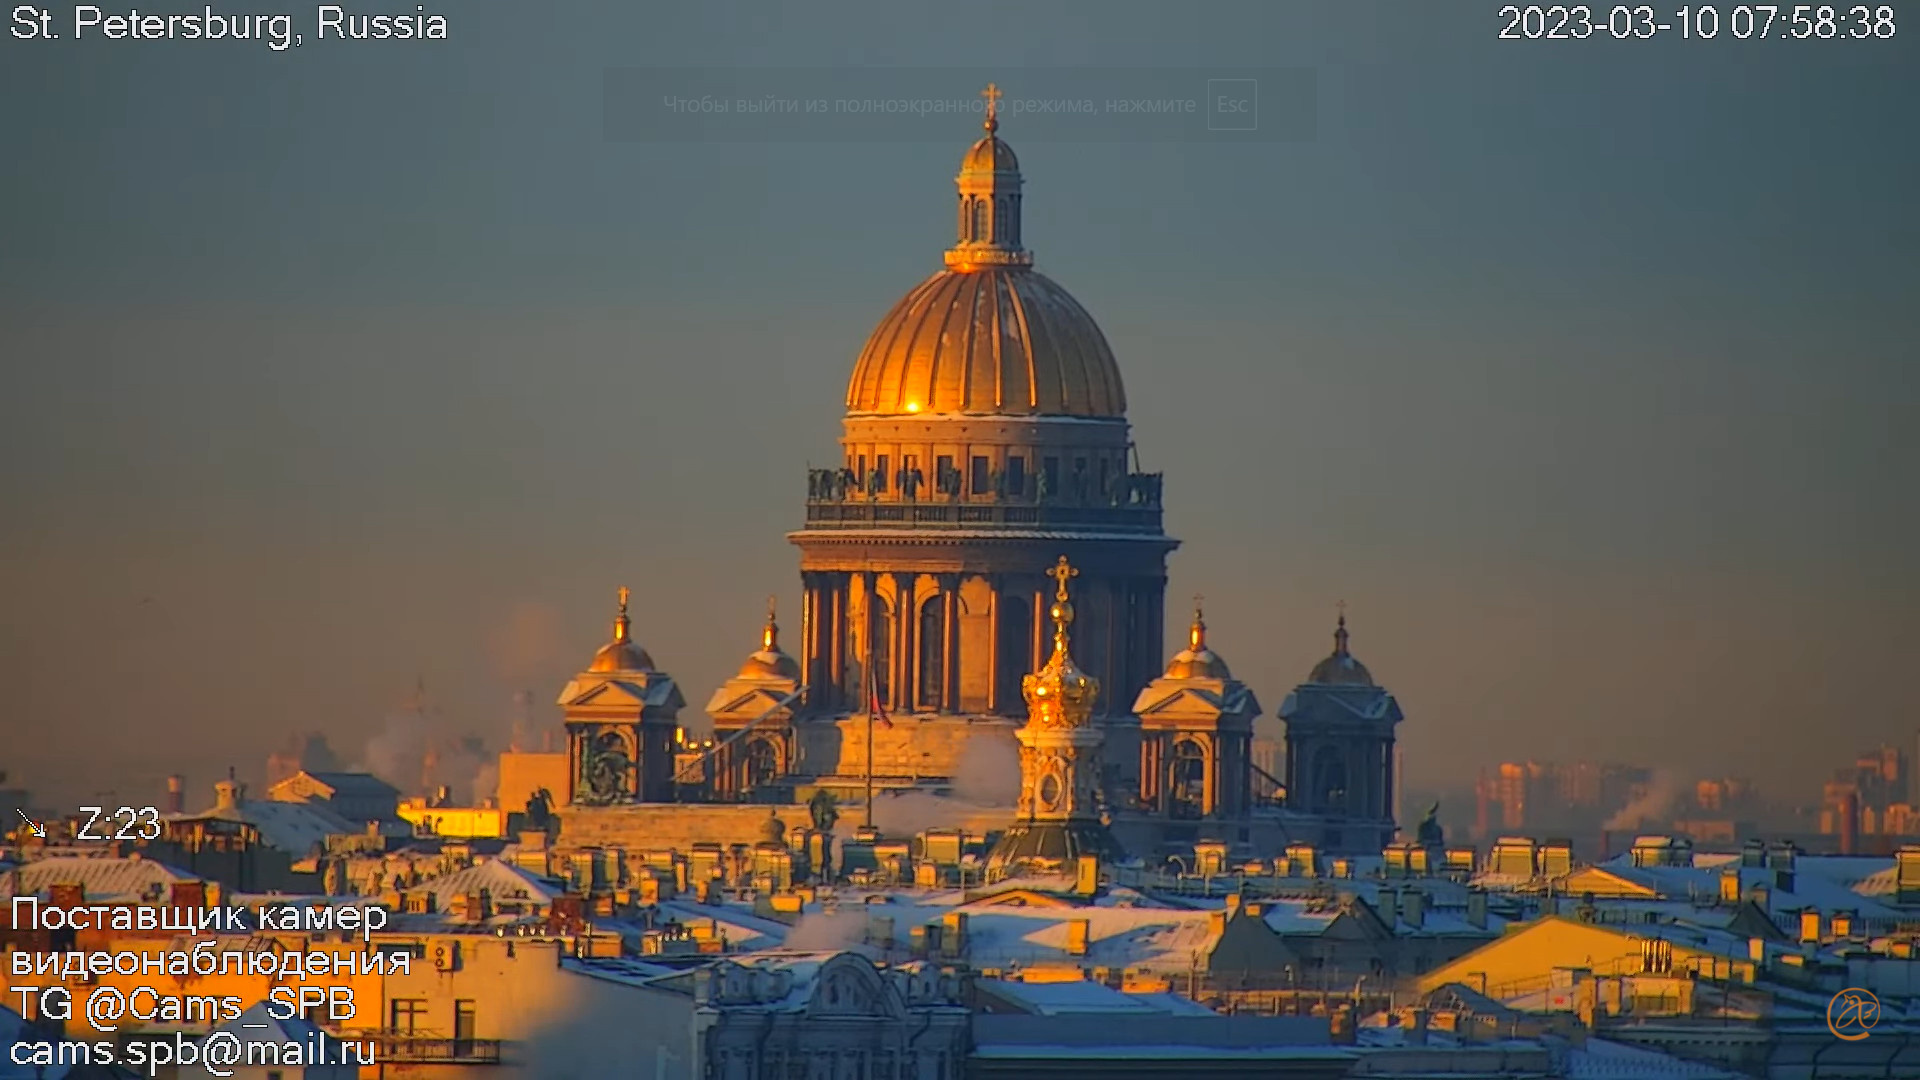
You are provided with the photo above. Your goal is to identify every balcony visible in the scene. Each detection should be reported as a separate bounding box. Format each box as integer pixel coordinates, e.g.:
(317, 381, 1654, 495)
(801, 469, 1166, 536)
(346, 1033, 504, 1065)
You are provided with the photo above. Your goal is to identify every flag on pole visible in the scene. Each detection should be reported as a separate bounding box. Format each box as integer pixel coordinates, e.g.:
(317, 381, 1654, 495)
(867, 662, 894, 729)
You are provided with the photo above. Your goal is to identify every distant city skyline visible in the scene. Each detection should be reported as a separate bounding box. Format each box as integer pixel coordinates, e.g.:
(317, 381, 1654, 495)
(2, 1, 1914, 807)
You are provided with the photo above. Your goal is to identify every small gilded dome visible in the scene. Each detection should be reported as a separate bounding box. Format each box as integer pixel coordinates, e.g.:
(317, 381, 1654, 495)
(586, 587, 656, 673)
(962, 133, 1019, 173)
(736, 599, 802, 681)
(1307, 615, 1374, 687)
(1165, 602, 1231, 680)
(845, 268, 1126, 418)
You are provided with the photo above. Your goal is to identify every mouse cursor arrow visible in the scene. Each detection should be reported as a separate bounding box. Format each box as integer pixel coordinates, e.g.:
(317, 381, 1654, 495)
(15, 809, 44, 838)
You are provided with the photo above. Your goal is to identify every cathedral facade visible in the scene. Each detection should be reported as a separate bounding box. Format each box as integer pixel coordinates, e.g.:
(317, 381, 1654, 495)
(553, 93, 1408, 859)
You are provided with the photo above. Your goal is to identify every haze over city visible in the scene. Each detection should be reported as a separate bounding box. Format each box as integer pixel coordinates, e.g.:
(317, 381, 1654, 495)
(2, 0, 1914, 813)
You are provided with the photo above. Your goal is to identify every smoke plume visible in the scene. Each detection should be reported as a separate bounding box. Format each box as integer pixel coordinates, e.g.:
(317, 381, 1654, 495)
(1603, 769, 1683, 832)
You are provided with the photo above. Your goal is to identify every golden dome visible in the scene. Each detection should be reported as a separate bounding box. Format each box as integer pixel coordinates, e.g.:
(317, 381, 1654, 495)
(587, 587, 656, 673)
(843, 90, 1126, 419)
(1307, 614, 1375, 687)
(962, 133, 1020, 173)
(845, 268, 1126, 418)
(1165, 598, 1232, 680)
(736, 597, 802, 681)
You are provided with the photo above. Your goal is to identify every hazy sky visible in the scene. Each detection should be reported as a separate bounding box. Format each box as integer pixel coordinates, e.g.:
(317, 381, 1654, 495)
(2, 1, 1914, 812)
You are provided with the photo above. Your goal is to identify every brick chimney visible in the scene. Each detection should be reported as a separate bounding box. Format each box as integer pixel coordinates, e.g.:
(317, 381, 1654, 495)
(169, 881, 207, 910)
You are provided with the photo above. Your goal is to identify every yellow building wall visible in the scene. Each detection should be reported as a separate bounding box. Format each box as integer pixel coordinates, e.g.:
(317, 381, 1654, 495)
(397, 805, 509, 839)
(496, 752, 568, 814)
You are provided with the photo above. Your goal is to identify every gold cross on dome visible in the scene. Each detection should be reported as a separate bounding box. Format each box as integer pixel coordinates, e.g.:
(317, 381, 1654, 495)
(1047, 555, 1079, 601)
(1193, 593, 1204, 617)
(617, 586, 631, 614)
(981, 82, 1002, 122)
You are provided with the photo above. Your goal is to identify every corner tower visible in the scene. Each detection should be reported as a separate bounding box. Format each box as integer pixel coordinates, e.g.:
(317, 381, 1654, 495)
(558, 587, 685, 805)
(1278, 612, 1404, 853)
(789, 88, 1179, 794)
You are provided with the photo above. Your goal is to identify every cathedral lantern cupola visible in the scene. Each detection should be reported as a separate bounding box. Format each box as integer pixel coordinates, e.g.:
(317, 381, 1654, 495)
(559, 587, 685, 806)
(946, 84, 1031, 272)
(1131, 598, 1263, 821)
(1279, 607, 1404, 853)
(986, 557, 1125, 881)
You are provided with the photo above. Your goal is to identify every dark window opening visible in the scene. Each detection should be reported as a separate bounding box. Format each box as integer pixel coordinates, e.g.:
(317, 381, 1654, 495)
(1006, 456, 1027, 496)
(1041, 456, 1060, 497)
(874, 454, 889, 493)
(918, 596, 946, 709)
(935, 454, 956, 495)
(970, 455, 991, 495)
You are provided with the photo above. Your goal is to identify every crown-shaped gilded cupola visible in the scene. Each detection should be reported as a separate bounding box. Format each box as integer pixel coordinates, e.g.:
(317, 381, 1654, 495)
(1022, 556, 1100, 729)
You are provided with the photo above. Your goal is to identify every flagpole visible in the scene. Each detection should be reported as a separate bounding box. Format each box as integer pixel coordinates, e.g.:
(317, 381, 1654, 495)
(864, 654, 876, 830)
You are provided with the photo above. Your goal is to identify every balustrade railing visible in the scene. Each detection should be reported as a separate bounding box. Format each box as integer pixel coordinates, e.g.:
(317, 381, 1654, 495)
(800, 468, 1167, 533)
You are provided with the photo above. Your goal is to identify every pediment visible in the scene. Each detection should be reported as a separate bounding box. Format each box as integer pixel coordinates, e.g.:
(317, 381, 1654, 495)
(704, 686, 797, 720)
(1321, 907, 1391, 941)
(968, 888, 1074, 909)
(806, 956, 906, 1019)
(565, 680, 649, 708)
(1133, 685, 1225, 718)
(562, 676, 684, 711)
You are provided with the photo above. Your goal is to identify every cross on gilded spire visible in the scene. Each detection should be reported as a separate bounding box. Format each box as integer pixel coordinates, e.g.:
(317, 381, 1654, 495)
(1047, 555, 1078, 601)
(981, 82, 1002, 131)
(613, 586, 632, 643)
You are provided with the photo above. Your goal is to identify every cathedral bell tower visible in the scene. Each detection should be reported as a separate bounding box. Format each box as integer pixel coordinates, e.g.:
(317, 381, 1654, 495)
(558, 587, 686, 805)
(985, 557, 1125, 881)
(1278, 611, 1404, 853)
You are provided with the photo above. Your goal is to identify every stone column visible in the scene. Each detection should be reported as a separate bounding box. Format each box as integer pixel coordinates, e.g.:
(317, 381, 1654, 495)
(893, 572, 915, 712)
(827, 575, 846, 711)
(852, 572, 873, 701)
(800, 572, 820, 705)
(1031, 581, 1047, 673)
(940, 575, 960, 713)
(985, 576, 1002, 715)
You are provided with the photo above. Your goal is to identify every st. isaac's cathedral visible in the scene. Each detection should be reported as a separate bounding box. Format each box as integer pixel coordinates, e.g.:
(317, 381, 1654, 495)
(549, 91, 1410, 869)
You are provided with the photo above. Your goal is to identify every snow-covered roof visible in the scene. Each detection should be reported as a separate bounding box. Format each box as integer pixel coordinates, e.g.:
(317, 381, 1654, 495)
(417, 858, 561, 909)
(1568, 1038, 1744, 1078)
(976, 978, 1216, 1016)
(168, 798, 356, 854)
(0, 855, 195, 904)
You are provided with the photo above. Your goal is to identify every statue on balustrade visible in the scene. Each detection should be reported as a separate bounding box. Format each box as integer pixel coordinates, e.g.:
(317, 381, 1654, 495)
(990, 466, 1006, 498)
(808, 788, 840, 833)
(867, 468, 884, 496)
(1035, 467, 1052, 502)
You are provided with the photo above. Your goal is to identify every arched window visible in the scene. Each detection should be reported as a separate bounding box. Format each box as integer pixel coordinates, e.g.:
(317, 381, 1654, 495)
(972, 199, 990, 244)
(1170, 738, 1208, 819)
(870, 597, 894, 710)
(918, 595, 946, 710)
(1310, 746, 1349, 815)
(998, 595, 1031, 715)
(743, 738, 779, 792)
(957, 194, 969, 241)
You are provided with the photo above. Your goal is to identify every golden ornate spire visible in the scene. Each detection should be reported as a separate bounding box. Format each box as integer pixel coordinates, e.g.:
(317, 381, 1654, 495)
(613, 586, 632, 644)
(762, 595, 779, 652)
(981, 82, 1002, 133)
(1189, 593, 1207, 651)
(1025, 556, 1098, 728)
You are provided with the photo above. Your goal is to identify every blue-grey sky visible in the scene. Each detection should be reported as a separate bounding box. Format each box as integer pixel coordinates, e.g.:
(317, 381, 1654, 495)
(2, 1, 1914, 811)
